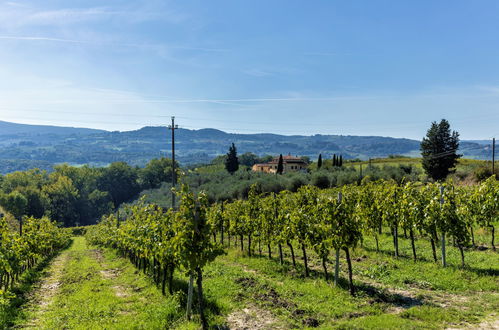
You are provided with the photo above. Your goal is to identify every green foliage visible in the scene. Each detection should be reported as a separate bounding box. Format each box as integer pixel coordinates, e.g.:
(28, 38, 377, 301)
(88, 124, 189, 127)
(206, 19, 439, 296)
(98, 162, 140, 206)
(238, 152, 259, 167)
(0, 191, 27, 220)
(139, 157, 176, 189)
(421, 119, 461, 181)
(42, 174, 79, 226)
(473, 166, 498, 182)
(276, 154, 283, 175)
(0, 160, 170, 227)
(224, 143, 239, 174)
(0, 215, 70, 309)
(174, 185, 224, 274)
(311, 171, 330, 189)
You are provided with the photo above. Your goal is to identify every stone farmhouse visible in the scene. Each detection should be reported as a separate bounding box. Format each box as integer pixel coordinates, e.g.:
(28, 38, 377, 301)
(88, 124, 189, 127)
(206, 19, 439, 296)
(252, 155, 308, 174)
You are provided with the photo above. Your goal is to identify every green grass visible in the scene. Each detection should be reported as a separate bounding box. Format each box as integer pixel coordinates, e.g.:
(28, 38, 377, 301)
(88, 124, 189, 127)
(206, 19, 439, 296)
(17, 237, 192, 329)
(8, 230, 499, 329)
(347, 157, 490, 174)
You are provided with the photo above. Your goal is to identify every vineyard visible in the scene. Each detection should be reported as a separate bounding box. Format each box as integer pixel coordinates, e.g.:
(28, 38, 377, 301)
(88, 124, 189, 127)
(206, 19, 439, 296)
(0, 215, 71, 324)
(82, 176, 498, 329)
(0, 216, 71, 291)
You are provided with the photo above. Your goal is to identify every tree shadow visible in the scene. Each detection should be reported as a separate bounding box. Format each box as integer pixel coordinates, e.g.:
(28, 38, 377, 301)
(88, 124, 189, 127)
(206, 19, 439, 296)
(354, 282, 424, 309)
(361, 245, 434, 263)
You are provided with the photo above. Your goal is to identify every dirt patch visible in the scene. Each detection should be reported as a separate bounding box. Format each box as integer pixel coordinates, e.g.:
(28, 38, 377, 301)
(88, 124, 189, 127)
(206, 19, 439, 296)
(227, 306, 286, 330)
(112, 285, 129, 298)
(99, 268, 121, 279)
(235, 276, 296, 310)
(474, 318, 499, 329)
(89, 249, 104, 263)
(302, 317, 320, 327)
(235, 277, 258, 288)
(255, 288, 297, 309)
(431, 292, 471, 309)
(22, 252, 69, 327)
(447, 313, 499, 329)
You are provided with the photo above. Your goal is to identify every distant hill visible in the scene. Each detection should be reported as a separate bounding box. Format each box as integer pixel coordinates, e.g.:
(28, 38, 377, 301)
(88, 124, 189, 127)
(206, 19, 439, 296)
(0, 121, 492, 174)
(0, 120, 105, 136)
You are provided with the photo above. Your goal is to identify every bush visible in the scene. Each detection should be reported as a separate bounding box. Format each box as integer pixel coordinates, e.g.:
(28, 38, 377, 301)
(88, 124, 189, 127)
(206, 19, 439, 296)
(70, 226, 88, 236)
(287, 174, 308, 192)
(474, 167, 494, 182)
(311, 172, 330, 189)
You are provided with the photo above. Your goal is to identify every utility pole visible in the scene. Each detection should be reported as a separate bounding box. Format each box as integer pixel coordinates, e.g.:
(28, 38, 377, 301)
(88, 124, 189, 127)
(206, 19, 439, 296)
(440, 186, 446, 267)
(168, 116, 178, 209)
(493, 137, 496, 175)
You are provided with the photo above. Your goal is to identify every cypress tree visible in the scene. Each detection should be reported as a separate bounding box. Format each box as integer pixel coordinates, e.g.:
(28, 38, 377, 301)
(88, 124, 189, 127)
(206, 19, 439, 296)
(224, 143, 239, 174)
(420, 119, 461, 181)
(339, 155, 343, 167)
(317, 154, 323, 169)
(276, 154, 284, 175)
(333, 154, 337, 167)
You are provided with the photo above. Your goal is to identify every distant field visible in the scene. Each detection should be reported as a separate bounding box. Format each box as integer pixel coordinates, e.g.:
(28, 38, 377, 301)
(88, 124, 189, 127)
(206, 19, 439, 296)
(347, 157, 490, 172)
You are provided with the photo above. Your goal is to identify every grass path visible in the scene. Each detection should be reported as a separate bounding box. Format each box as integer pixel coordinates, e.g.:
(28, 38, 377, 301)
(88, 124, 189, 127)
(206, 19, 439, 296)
(21, 251, 69, 328)
(16, 236, 192, 329)
(6, 232, 499, 329)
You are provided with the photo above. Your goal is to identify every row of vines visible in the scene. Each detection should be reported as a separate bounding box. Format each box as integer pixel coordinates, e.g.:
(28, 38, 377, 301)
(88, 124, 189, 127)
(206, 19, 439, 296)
(86, 177, 497, 328)
(0, 216, 71, 295)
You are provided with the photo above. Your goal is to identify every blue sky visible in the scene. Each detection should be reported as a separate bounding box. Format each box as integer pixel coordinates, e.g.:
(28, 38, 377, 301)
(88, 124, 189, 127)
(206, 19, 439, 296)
(0, 0, 498, 140)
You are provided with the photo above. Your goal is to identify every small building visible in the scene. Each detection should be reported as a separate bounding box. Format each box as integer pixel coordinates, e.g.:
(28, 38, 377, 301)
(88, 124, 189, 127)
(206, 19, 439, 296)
(252, 155, 308, 174)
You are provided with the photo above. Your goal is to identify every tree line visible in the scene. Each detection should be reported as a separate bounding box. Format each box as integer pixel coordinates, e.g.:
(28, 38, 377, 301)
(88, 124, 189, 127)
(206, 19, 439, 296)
(0, 158, 177, 227)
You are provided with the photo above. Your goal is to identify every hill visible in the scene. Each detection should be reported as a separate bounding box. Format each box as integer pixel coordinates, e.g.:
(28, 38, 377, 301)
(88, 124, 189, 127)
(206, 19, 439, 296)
(0, 121, 492, 174)
(0, 120, 104, 136)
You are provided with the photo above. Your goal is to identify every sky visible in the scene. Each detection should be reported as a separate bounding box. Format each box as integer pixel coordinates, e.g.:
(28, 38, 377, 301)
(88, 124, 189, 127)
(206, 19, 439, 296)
(0, 0, 498, 140)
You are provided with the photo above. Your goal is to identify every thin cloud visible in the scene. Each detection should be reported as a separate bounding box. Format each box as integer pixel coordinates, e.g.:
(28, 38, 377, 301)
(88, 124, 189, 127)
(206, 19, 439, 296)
(0, 36, 88, 44)
(0, 4, 187, 28)
(242, 68, 273, 77)
(0, 35, 229, 53)
(304, 52, 338, 56)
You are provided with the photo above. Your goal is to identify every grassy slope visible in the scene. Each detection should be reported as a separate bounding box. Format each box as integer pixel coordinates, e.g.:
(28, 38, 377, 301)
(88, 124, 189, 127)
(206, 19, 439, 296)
(12, 230, 499, 329)
(205, 228, 498, 329)
(347, 157, 488, 170)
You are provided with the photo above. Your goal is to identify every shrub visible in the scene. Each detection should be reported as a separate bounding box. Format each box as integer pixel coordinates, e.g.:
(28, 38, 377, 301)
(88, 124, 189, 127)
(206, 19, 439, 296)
(311, 172, 330, 189)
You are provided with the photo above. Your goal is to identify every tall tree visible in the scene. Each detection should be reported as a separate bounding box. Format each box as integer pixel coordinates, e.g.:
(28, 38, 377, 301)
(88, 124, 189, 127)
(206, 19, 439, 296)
(0, 191, 27, 220)
(276, 154, 284, 175)
(139, 157, 175, 189)
(98, 162, 140, 207)
(317, 154, 323, 169)
(333, 154, 337, 167)
(224, 143, 239, 174)
(339, 155, 343, 167)
(42, 175, 79, 226)
(420, 119, 461, 181)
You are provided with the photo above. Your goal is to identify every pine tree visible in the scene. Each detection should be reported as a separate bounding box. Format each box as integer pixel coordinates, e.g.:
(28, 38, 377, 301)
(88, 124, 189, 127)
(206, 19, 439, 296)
(317, 154, 323, 169)
(224, 143, 239, 174)
(420, 119, 461, 181)
(276, 154, 284, 175)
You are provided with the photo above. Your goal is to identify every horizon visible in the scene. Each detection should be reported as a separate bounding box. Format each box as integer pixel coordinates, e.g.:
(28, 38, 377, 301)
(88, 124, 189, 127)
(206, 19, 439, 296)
(0, 119, 492, 143)
(1, 1, 499, 140)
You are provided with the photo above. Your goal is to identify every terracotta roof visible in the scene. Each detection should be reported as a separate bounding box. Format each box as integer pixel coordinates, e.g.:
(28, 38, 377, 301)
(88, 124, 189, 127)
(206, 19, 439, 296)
(268, 156, 307, 164)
